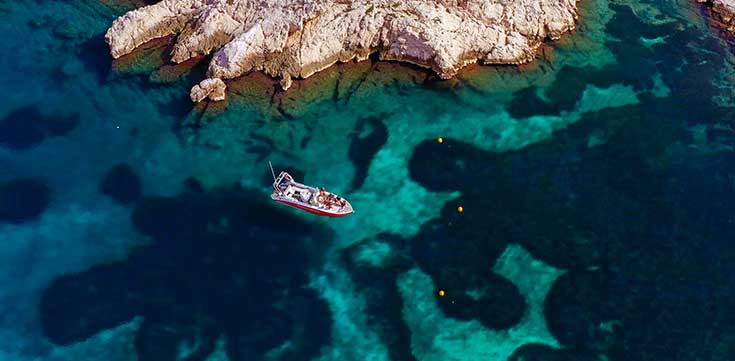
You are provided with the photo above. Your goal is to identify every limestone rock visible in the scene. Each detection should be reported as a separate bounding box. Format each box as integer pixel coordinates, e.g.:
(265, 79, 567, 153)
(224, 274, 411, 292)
(190, 78, 226, 102)
(698, 0, 735, 34)
(105, 0, 579, 102)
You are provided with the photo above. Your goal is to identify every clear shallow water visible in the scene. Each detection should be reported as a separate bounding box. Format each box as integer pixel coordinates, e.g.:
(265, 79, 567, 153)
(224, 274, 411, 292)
(1, 0, 735, 360)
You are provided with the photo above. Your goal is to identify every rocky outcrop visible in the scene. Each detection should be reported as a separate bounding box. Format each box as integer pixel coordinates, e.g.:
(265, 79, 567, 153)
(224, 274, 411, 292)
(190, 78, 226, 102)
(105, 0, 579, 102)
(698, 0, 735, 34)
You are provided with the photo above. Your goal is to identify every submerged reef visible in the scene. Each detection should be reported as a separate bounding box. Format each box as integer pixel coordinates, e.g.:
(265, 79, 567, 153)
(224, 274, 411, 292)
(20, 1, 735, 361)
(0, 107, 77, 150)
(99, 163, 143, 205)
(348, 115, 388, 192)
(105, 0, 579, 101)
(40, 182, 334, 361)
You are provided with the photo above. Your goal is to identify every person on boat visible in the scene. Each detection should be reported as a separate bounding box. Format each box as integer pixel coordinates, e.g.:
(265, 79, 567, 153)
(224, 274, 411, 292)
(318, 187, 327, 207)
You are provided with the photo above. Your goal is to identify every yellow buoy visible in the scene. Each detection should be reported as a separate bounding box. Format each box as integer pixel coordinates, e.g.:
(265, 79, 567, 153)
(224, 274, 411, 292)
(437, 137, 444, 144)
(438, 289, 446, 297)
(457, 206, 464, 213)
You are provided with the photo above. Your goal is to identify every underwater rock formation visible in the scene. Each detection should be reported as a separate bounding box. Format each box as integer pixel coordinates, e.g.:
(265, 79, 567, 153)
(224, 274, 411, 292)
(0, 107, 78, 150)
(105, 0, 579, 101)
(40, 184, 334, 361)
(99, 163, 142, 205)
(698, 0, 735, 34)
(348, 115, 388, 192)
(0, 178, 51, 223)
(191, 78, 227, 102)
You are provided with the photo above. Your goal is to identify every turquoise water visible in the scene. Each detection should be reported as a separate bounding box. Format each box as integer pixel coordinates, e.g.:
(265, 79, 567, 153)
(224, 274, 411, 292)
(1, 0, 735, 360)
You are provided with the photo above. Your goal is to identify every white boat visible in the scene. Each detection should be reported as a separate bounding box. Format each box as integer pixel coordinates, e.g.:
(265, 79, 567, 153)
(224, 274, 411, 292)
(269, 162, 354, 217)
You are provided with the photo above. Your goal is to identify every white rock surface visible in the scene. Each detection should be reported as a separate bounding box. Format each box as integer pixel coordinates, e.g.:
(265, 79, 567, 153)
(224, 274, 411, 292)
(105, 0, 579, 101)
(190, 78, 227, 102)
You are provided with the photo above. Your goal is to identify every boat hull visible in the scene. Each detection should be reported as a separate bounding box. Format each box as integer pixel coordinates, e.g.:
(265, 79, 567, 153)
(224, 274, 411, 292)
(274, 199, 353, 217)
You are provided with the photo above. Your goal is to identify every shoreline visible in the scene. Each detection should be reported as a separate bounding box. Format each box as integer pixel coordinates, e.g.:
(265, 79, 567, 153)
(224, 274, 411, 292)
(104, 0, 580, 102)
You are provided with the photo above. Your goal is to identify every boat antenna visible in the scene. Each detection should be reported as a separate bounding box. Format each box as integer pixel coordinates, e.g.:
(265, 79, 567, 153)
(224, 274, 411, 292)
(268, 161, 277, 182)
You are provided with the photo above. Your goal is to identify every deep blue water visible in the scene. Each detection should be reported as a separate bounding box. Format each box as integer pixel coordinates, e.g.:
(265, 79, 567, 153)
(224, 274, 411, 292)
(1, 0, 735, 360)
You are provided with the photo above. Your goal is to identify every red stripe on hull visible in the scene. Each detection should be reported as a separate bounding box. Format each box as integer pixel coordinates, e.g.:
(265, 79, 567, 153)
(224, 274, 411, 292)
(276, 200, 352, 217)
